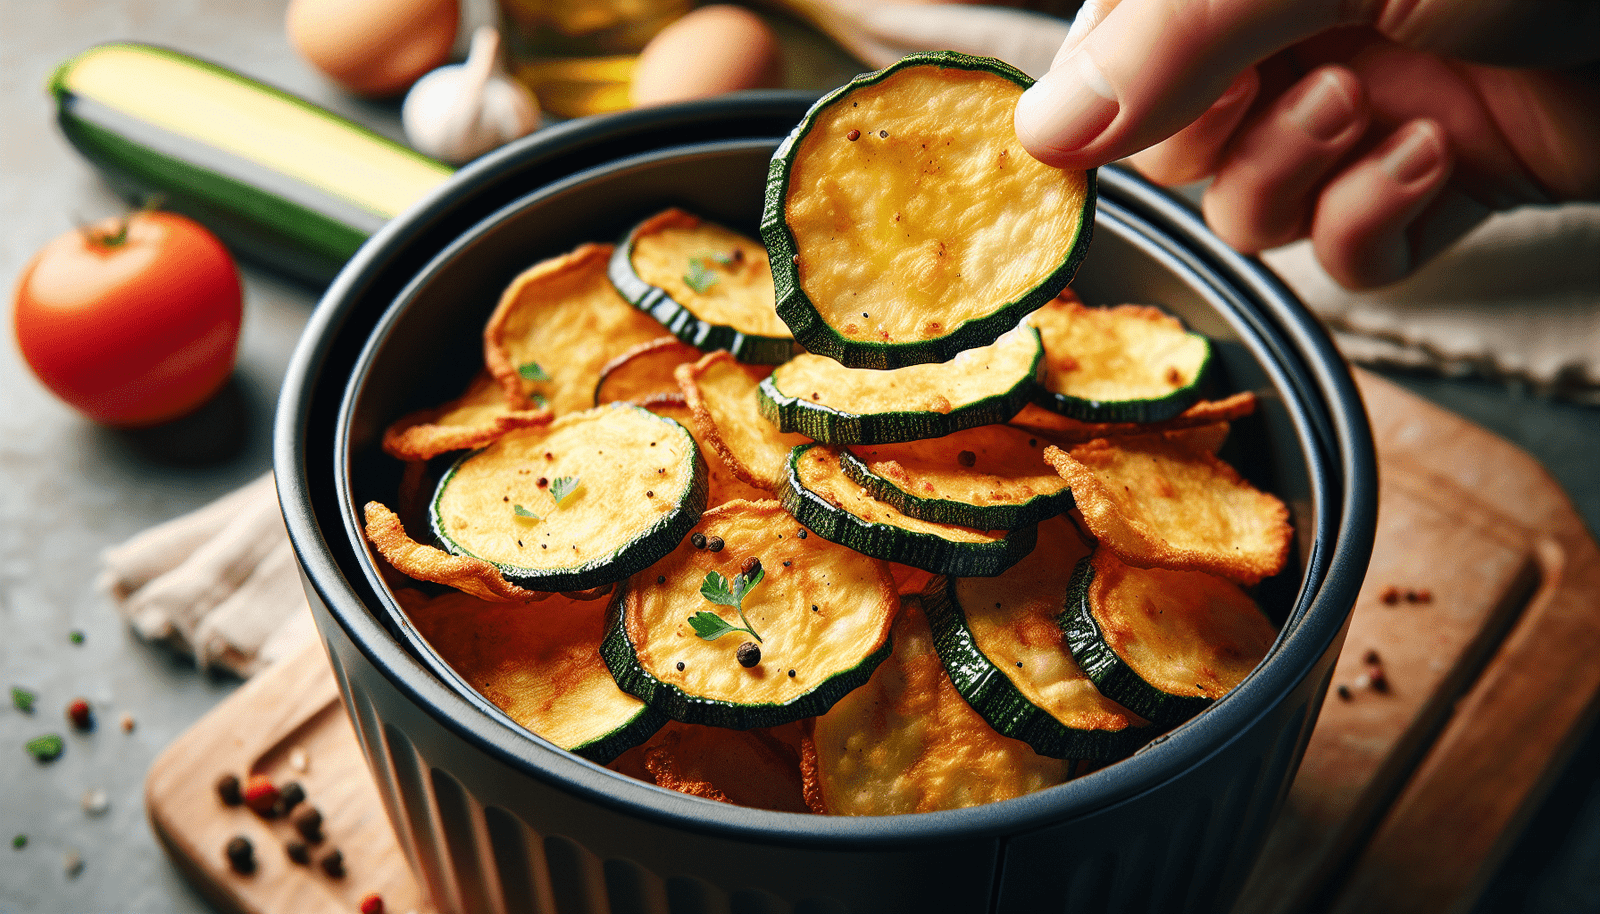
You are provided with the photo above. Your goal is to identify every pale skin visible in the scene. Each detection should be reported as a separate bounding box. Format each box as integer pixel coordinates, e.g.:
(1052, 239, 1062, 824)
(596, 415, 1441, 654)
(1013, 0, 1600, 289)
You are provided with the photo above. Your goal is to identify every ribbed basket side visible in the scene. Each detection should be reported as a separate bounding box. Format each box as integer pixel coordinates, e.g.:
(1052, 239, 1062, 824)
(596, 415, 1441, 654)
(995, 700, 1315, 914)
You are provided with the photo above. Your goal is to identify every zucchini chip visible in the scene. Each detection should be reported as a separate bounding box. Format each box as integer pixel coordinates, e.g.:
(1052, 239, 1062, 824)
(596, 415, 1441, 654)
(1028, 298, 1211, 422)
(363, 501, 547, 603)
(678, 351, 807, 492)
(607, 721, 809, 813)
(762, 52, 1094, 369)
(404, 589, 666, 764)
(484, 243, 671, 415)
(1061, 548, 1278, 726)
(431, 404, 707, 593)
(758, 324, 1043, 445)
(925, 516, 1154, 761)
(840, 423, 1073, 530)
(644, 399, 773, 507)
(780, 444, 1036, 577)
(805, 597, 1073, 815)
(1010, 391, 1257, 445)
(383, 370, 552, 461)
(1044, 435, 1292, 585)
(602, 500, 897, 729)
(594, 336, 702, 407)
(609, 208, 795, 364)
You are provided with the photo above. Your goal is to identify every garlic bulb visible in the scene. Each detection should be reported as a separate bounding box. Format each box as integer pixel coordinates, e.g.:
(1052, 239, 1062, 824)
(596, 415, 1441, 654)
(403, 26, 540, 164)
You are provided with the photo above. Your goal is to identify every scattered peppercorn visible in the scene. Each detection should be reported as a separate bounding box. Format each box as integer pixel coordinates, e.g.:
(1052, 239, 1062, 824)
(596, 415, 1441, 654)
(782, 560, 792, 567)
(741, 557, 761, 576)
(321, 849, 346, 878)
(66, 698, 93, 731)
(243, 774, 280, 817)
(1368, 667, 1390, 693)
(25, 734, 64, 763)
(225, 836, 255, 874)
(359, 892, 386, 914)
(1407, 588, 1432, 603)
(1336, 684, 1353, 701)
(292, 805, 324, 843)
(676, 661, 685, 672)
(286, 839, 311, 865)
(737, 642, 761, 668)
(1379, 586, 1400, 604)
(1363, 649, 1380, 665)
(878, 129, 888, 138)
(957, 450, 977, 468)
(691, 532, 707, 549)
(797, 529, 806, 539)
(276, 781, 306, 816)
(707, 536, 725, 553)
(787, 669, 796, 678)
(216, 773, 243, 806)
(846, 128, 860, 141)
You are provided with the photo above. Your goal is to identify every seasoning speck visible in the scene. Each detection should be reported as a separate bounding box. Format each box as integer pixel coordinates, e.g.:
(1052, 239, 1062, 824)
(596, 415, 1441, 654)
(292, 805, 325, 843)
(787, 669, 796, 678)
(691, 532, 707, 549)
(225, 836, 255, 875)
(736, 642, 761, 668)
(119, 713, 135, 734)
(878, 129, 888, 138)
(25, 734, 64, 763)
(11, 686, 36, 714)
(81, 788, 110, 817)
(657, 575, 667, 585)
(216, 773, 243, 806)
(741, 557, 761, 575)
(276, 781, 307, 816)
(957, 450, 977, 468)
(62, 848, 84, 878)
(320, 849, 346, 878)
(68, 630, 84, 645)
(707, 536, 725, 552)
(286, 839, 311, 865)
(12, 834, 26, 850)
(1336, 684, 1353, 701)
(360, 892, 386, 914)
(243, 774, 279, 817)
(676, 661, 685, 672)
(846, 128, 860, 141)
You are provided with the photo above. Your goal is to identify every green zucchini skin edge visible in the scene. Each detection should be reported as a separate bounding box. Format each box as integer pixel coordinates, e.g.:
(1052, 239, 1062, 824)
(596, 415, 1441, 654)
(760, 51, 1097, 370)
(599, 580, 893, 730)
(837, 446, 1073, 531)
(1058, 554, 1214, 727)
(1031, 333, 1213, 423)
(923, 576, 1156, 761)
(756, 326, 1045, 445)
(607, 224, 797, 365)
(565, 702, 671, 766)
(778, 444, 1038, 577)
(428, 413, 710, 594)
(50, 43, 451, 287)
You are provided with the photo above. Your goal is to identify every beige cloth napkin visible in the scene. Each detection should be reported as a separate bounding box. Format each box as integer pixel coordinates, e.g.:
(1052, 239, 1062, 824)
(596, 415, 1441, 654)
(99, 472, 315, 677)
(1263, 203, 1600, 404)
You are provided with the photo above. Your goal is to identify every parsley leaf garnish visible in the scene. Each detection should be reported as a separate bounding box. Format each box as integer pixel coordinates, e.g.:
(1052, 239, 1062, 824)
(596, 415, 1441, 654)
(25, 734, 64, 763)
(518, 361, 551, 382)
(11, 687, 36, 714)
(683, 257, 718, 294)
(550, 476, 580, 504)
(691, 566, 765, 643)
(512, 504, 541, 521)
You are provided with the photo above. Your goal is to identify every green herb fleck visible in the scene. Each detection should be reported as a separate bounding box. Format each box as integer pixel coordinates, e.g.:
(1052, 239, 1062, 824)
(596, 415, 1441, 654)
(11, 687, 36, 714)
(68, 630, 84, 645)
(11, 834, 25, 850)
(709, 250, 738, 266)
(550, 476, 580, 504)
(684, 257, 719, 294)
(690, 565, 765, 643)
(529, 393, 549, 408)
(512, 504, 541, 521)
(518, 361, 551, 382)
(25, 734, 64, 763)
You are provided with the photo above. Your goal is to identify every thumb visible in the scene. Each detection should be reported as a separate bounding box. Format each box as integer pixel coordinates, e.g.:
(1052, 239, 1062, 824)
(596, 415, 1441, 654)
(1015, 0, 1354, 168)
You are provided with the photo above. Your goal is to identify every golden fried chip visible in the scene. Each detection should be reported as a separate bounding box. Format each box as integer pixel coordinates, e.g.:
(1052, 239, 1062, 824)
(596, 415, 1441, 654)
(382, 370, 552, 461)
(405, 588, 661, 762)
(608, 721, 809, 813)
(1010, 390, 1257, 443)
(594, 336, 703, 407)
(362, 501, 546, 603)
(1044, 435, 1291, 585)
(644, 399, 771, 506)
(678, 350, 807, 491)
(483, 243, 670, 414)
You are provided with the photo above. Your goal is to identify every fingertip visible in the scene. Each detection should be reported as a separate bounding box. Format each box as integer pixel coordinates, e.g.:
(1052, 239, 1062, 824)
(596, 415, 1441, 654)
(1014, 50, 1120, 167)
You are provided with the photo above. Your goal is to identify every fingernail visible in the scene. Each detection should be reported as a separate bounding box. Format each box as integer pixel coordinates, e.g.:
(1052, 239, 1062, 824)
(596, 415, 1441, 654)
(1290, 71, 1356, 143)
(1384, 123, 1444, 186)
(1016, 50, 1118, 155)
(1055, 0, 1110, 70)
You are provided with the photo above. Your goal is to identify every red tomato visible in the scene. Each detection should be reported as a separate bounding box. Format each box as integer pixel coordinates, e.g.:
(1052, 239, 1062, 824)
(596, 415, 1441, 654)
(12, 211, 243, 427)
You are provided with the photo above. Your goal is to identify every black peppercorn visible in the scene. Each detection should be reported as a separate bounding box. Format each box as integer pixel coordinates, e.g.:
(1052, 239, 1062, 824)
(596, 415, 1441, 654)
(225, 836, 255, 874)
(215, 774, 243, 806)
(736, 642, 761, 668)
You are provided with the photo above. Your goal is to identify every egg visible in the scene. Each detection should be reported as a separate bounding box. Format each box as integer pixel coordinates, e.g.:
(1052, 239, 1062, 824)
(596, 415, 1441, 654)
(287, 0, 460, 98)
(629, 5, 785, 108)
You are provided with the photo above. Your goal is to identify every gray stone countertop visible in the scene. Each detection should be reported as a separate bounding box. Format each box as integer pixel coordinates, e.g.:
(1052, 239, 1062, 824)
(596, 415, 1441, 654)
(2, 2, 1597, 913)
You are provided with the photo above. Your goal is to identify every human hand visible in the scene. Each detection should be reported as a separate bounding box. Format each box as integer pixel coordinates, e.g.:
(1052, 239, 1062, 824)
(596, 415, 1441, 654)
(1013, 0, 1600, 288)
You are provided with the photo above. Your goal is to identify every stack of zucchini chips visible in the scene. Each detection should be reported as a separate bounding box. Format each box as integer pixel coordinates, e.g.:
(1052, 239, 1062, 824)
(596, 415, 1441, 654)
(363, 53, 1293, 816)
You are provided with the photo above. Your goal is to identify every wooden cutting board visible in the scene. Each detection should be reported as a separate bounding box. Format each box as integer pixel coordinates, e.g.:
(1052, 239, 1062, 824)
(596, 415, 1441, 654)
(145, 370, 1600, 914)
